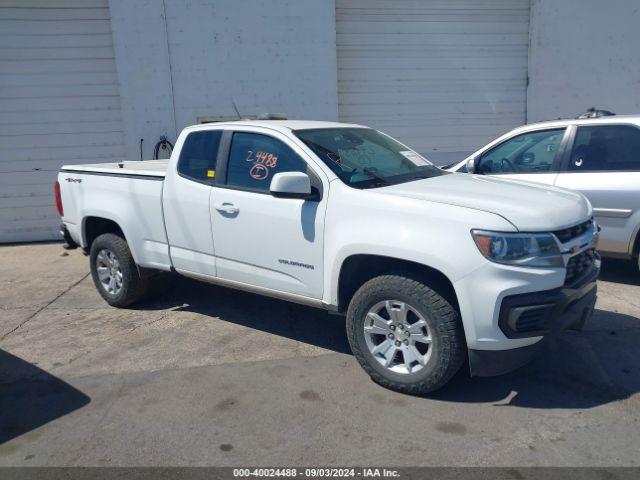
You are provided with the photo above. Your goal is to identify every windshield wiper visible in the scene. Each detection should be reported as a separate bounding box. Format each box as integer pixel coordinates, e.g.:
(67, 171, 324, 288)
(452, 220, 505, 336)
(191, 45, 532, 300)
(362, 168, 389, 186)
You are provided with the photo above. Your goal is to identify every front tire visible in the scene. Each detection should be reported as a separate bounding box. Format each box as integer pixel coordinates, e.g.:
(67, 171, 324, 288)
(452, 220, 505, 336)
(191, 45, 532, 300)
(346, 275, 465, 395)
(89, 233, 148, 307)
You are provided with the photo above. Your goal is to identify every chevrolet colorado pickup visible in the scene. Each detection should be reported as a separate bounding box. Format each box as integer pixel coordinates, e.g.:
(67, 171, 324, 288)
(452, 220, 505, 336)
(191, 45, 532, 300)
(56, 120, 600, 394)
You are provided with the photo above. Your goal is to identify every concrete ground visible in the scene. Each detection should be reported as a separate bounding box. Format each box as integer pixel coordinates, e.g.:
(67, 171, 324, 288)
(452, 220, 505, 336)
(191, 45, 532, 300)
(0, 243, 639, 466)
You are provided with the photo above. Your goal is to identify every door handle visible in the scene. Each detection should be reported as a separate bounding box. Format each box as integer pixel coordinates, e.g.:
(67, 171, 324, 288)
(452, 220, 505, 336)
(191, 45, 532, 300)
(214, 202, 239, 215)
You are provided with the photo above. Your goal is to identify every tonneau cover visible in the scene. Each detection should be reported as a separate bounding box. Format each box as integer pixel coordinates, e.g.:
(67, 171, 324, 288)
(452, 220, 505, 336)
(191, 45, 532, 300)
(61, 159, 168, 178)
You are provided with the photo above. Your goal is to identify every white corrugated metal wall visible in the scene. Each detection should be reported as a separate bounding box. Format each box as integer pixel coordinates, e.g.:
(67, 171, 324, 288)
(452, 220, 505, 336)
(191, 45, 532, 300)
(336, 0, 530, 165)
(0, 0, 125, 242)
(0, 0, 534, 242)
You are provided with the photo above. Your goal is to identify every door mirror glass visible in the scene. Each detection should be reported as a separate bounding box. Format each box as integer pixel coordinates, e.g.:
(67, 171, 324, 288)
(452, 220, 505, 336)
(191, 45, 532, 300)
(270, 172, 312, 199)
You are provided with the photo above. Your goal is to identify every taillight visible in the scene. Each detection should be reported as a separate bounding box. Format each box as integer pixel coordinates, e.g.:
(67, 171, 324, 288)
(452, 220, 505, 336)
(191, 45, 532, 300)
(54, 180, 63, 216)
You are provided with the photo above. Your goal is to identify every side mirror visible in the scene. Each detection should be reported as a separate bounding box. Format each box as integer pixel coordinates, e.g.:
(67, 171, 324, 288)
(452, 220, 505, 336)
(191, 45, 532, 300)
(270, 172, 312, 199)
(465, 157, 476, 174)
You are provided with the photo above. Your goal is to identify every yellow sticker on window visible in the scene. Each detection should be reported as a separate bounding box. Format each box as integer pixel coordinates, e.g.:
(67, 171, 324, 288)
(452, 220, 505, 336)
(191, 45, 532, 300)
(207, 169, 215, 178)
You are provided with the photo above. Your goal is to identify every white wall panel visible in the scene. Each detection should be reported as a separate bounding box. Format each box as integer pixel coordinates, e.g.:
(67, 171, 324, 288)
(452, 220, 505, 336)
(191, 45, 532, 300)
(109, 0, 339, 160)
(108, 0, 177, 162)
(528, 0, 640, 122)
(0, 0, 125, 242)
(336, 0, 530, 165)
(164, 0, 339, 132)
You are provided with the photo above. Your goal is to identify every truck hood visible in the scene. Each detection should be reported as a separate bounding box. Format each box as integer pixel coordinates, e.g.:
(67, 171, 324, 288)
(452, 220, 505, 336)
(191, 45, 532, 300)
(376, 173, 591, 231)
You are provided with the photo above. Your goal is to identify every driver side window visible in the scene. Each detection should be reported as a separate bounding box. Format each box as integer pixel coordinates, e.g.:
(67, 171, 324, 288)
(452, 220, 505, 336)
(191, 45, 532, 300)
(226, 132, 307, 193)
(477, 128, 565, 174)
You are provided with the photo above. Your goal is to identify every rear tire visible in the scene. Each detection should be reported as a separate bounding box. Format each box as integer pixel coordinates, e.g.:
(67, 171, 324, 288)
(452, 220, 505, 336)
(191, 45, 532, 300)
(346, 275, 465, 395)
(89, 233, 148, 307)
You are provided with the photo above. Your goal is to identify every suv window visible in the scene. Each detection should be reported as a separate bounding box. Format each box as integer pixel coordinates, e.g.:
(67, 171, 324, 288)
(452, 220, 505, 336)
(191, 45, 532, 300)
(568, 125, 640, 172)
(178, 130, 222, 182)
(477, 128, 565, 174)
(226, 132, 308, 192)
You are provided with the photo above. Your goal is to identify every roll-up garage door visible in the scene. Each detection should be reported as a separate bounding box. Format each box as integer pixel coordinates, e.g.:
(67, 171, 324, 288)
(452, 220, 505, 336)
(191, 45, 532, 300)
(336, 0, 530, 165)
(0, 0, 125, 242)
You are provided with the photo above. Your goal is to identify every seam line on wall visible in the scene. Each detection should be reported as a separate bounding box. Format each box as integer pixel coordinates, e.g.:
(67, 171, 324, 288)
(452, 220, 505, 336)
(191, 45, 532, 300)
(161, 0, 178, 139)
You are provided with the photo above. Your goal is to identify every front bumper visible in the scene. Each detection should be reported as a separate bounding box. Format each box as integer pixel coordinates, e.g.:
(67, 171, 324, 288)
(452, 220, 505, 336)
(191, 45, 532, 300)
(497, 260, 598, 339)
(468, 269, 598, 377)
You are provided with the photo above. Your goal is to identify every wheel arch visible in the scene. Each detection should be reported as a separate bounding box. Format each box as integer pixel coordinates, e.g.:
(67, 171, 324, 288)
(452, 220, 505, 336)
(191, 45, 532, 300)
(82, 216, 127, 252)
(336, 254, 459, 314)
(632, 223, 640, 258)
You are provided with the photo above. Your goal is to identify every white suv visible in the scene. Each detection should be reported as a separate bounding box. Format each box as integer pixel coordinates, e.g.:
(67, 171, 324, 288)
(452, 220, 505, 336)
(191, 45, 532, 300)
(449, 112, 640, 272)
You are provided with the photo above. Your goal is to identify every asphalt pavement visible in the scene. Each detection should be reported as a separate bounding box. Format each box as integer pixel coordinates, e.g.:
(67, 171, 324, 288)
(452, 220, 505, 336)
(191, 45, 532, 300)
(0, 243, 639, 466)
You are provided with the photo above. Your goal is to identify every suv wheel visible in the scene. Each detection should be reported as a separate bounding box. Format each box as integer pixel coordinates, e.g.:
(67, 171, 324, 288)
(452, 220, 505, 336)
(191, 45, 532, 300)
(89, 233, 148, 307)
(346, 275, 465, 394)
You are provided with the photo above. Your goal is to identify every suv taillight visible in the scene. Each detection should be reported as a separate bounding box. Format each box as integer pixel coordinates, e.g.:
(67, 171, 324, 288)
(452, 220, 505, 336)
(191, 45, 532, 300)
(54, 181, 63, 216)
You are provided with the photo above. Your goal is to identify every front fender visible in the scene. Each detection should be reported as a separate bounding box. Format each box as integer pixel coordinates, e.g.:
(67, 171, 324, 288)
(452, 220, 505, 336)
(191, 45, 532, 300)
(323, 184, 517, 307)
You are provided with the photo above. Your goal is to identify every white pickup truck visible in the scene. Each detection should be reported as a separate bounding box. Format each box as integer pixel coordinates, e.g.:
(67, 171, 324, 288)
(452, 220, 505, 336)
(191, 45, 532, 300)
(56, 120, 600, 394)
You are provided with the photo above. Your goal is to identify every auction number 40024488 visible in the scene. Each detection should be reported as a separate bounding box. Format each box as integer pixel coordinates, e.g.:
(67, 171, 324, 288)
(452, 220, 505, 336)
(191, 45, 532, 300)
(233, 468, 400, 478)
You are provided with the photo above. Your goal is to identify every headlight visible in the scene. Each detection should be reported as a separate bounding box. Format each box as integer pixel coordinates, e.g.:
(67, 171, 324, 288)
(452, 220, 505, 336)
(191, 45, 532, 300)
(471, 230, 563, 268)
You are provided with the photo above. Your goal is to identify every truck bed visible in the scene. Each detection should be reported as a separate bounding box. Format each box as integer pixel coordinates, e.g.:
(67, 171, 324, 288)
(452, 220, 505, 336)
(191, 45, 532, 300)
(58, 158, 170, 271)
(61, 159, 168, 178)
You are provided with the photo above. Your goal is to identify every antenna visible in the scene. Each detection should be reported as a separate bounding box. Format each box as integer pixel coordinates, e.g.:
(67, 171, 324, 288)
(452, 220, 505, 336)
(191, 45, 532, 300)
(231, 99, 242, 120)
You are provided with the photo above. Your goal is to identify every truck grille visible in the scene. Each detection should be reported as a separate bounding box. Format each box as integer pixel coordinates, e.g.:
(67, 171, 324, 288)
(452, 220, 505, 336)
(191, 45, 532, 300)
(553, 218, 594, 243)
(565, 248, 597, 286)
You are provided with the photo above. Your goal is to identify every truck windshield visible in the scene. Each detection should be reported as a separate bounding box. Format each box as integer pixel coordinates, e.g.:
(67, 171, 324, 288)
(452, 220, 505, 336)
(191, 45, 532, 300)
(294, 128, 446, 189)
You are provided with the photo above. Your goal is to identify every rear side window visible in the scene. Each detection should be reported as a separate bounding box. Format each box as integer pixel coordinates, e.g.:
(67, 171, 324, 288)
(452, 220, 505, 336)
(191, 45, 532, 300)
(226, 132, 307, 192)
(568, 125, 640, 172)
(177, 130, 222, 182)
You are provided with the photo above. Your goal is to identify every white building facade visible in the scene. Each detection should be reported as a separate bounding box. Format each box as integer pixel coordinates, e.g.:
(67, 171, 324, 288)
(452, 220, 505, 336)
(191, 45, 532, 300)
(1, 0, 639, 242)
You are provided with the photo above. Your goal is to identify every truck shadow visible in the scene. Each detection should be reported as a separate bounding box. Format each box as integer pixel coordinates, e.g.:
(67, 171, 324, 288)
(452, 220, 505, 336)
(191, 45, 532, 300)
(137, 277, 639, 409)
(0, 350, 90, 445)
(137, 276, 352, 355)
(598, 257, 640, 286)
(432, 307, 640, 408)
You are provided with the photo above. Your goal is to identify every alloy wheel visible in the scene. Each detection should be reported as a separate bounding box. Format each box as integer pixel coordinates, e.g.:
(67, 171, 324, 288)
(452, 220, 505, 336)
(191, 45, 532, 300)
(363, 300, 433, 374)
(96, 249, 123, 295)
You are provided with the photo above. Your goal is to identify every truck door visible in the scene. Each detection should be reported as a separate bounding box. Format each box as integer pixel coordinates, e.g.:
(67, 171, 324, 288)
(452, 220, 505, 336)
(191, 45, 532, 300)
(162, 129, 222, 277)
(210, 129, 327, 299)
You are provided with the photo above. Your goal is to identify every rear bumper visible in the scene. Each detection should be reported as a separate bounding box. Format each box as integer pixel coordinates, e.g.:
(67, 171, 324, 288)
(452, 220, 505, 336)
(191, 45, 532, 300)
(60, 223, 79, 250)
(468, 273, 598, 377)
